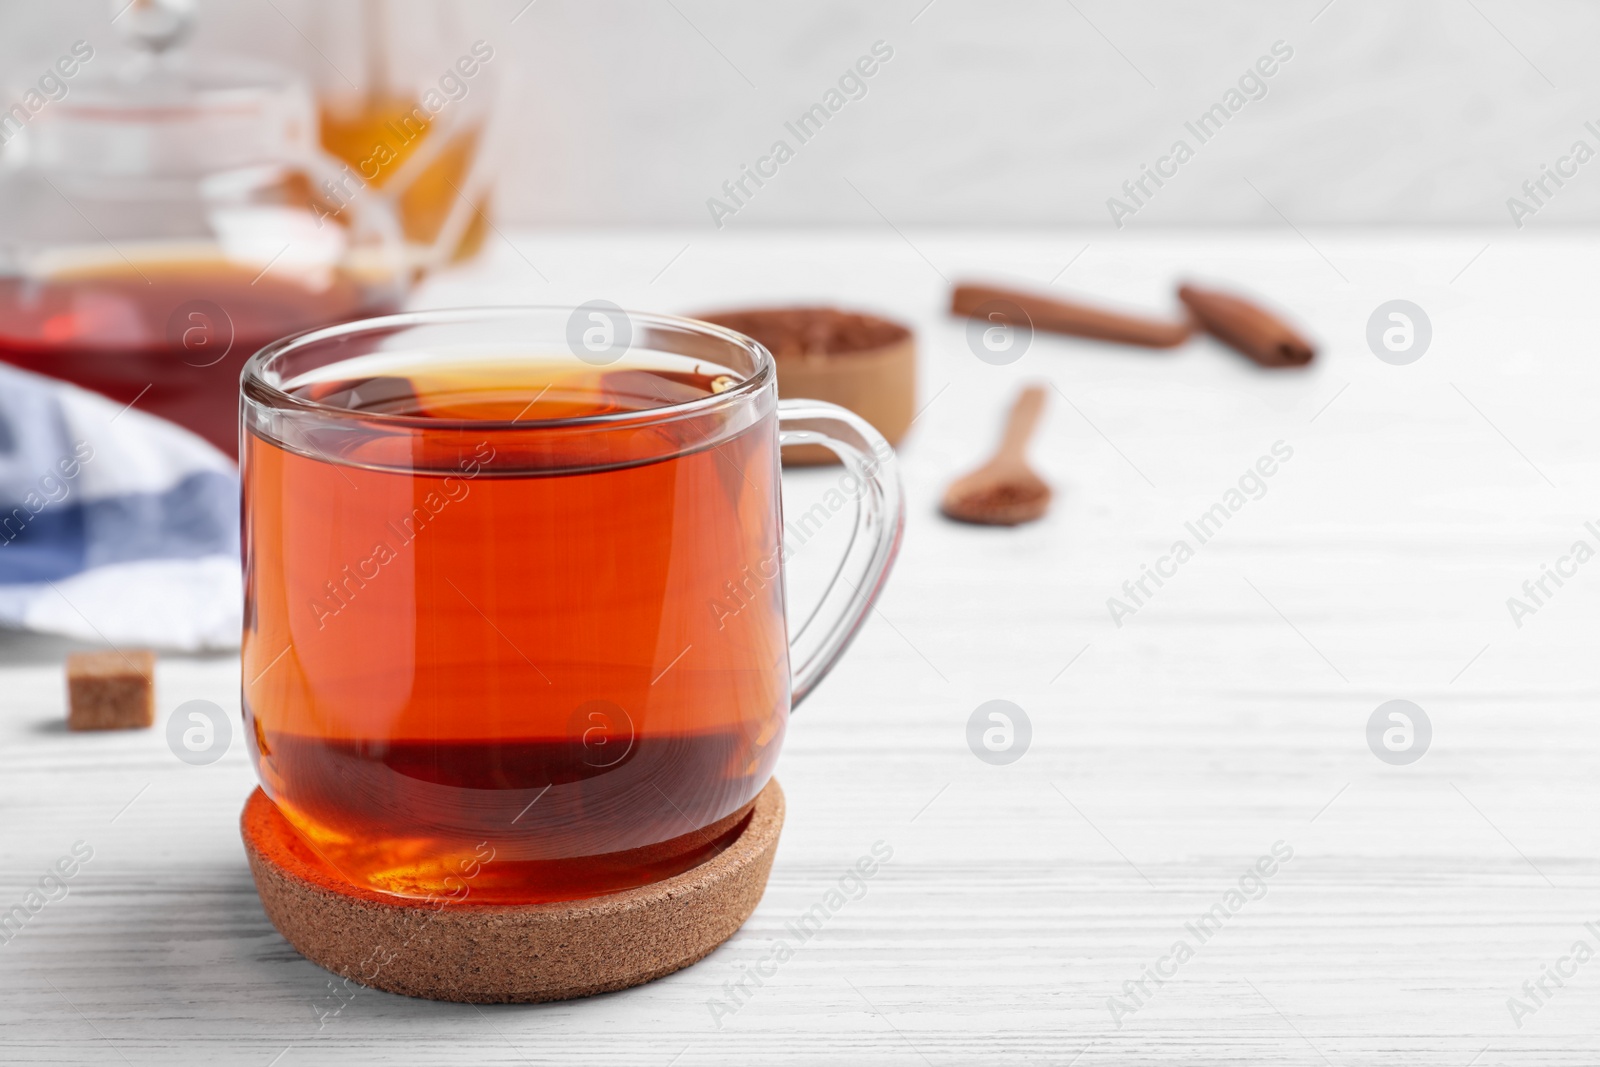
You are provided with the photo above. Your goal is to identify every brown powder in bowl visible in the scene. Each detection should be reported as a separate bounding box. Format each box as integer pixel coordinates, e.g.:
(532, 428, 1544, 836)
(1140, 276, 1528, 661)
(697, 307, 910, 359)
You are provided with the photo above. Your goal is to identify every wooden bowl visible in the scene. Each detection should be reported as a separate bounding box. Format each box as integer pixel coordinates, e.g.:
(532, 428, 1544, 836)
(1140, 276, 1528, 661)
(695, 307, 915, 466)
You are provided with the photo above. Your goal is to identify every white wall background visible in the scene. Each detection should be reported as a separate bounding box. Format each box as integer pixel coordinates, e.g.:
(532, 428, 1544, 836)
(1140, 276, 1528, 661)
(6, 0, 1600, 230)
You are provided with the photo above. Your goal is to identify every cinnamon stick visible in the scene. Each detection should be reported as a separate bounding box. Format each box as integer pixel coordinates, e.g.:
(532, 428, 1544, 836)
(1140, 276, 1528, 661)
(951, 283, 1194, 349)
(1176, 284, 1315, 368)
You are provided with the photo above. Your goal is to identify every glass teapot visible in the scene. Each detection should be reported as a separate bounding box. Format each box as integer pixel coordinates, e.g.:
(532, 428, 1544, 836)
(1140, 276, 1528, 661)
(0, 0, 408, 458)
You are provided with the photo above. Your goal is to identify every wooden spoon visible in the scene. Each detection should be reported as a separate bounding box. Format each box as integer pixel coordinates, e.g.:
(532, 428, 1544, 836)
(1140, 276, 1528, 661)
(940, 385, 1052, 526)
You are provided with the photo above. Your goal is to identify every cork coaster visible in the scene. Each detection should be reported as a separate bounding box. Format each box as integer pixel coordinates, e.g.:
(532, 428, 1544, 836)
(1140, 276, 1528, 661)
(242, 780, 784, 1003)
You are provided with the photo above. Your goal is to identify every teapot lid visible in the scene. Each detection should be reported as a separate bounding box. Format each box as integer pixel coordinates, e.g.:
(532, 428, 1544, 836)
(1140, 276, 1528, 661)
(13, 0, 316, 178)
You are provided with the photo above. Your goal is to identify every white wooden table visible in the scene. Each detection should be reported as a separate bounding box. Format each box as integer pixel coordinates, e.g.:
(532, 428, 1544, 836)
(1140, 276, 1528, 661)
(4, 228, 1599, 1065)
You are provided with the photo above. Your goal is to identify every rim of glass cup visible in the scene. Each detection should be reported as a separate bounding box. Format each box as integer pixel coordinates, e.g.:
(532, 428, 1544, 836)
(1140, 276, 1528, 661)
(241, 306, 775, 430)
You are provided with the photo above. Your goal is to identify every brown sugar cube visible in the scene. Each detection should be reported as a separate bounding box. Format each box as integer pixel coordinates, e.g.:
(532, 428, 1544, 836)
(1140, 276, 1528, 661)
(66, 650, 155, 731)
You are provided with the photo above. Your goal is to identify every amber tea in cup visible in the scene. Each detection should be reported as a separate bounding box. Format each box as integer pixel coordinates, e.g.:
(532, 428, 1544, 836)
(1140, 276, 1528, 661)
(241, 308, 901, 903)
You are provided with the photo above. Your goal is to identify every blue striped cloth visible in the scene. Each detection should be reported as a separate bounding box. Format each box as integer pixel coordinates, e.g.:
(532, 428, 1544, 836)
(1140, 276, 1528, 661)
(0, 363, 239, 650)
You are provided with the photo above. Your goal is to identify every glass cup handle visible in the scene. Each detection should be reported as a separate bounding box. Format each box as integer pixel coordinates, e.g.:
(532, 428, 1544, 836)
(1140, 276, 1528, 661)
(776, 399, 905, 707)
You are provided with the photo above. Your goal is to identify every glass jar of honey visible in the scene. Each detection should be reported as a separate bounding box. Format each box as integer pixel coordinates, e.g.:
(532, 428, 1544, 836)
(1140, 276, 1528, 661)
(0, 0, 407, 458)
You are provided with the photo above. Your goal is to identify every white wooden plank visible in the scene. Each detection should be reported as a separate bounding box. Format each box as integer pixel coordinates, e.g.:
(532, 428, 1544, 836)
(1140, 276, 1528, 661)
(1, 230, 1597, 1064)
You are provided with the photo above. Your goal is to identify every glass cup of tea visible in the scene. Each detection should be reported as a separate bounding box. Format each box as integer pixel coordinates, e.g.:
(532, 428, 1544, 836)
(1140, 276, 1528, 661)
(241, 306, 903, 904)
